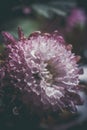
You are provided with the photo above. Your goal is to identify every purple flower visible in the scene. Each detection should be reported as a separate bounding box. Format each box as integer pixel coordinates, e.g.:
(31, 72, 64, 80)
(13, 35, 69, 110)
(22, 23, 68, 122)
(0, 27, 83, 115)
(66, 8, 86, 31)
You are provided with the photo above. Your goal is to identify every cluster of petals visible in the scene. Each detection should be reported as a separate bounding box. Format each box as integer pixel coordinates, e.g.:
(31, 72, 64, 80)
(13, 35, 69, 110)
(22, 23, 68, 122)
(0, 27, 83, 114)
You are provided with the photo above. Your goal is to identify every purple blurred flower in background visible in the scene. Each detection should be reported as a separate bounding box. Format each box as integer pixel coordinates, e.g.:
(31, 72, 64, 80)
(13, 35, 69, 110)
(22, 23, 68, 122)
(66, 8, 86, 31)
(22, 6, 31, 15)
(0, 28, 83, 117)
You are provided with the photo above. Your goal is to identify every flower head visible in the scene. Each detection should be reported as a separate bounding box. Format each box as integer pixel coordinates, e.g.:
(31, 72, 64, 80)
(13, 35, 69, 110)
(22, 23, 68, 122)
(0, 28, 83, 115)
(66, 8, 86, 31)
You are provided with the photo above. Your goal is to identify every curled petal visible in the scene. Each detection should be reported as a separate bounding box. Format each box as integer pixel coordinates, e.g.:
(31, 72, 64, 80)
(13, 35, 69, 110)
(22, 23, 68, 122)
(18, 26, 25, 40)
(2, 31, 16, 44)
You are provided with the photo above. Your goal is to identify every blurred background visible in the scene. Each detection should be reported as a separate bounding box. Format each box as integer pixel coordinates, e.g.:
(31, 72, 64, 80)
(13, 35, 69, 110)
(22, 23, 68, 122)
(0, 0, 87, 130)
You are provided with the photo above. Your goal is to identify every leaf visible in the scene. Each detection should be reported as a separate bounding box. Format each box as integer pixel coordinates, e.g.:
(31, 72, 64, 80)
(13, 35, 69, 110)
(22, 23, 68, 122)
(32, 0, 76, 18)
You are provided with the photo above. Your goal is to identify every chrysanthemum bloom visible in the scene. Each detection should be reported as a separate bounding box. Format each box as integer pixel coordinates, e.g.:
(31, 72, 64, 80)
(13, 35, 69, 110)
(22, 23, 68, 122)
(0, 28, 83, 117)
